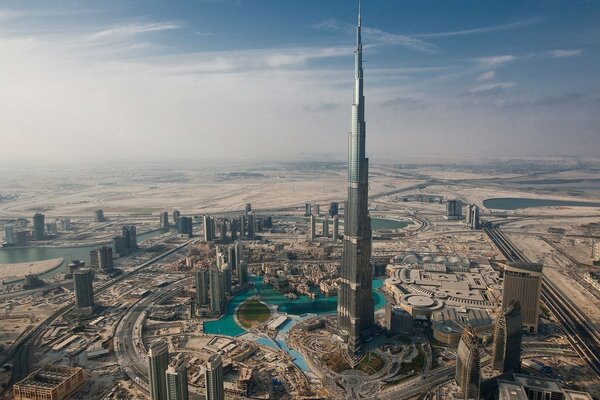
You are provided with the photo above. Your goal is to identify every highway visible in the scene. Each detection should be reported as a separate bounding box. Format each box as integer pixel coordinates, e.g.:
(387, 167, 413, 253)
(1, 239, 193, 396)
(483, 222, 600, 379)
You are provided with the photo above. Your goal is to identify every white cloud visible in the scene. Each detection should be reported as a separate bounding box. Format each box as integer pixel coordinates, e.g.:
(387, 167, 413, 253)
(477, 70, 496, 81)
(476, 55, 517, 67)
(548, 49, 582, 58)
(414, 18, 542, 38)
(468, 82, 515, 94)
(86, 22, 182, 42)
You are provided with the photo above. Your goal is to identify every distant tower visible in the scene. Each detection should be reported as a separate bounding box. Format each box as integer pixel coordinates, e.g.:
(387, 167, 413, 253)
(237, 261, 249, 285)
(195, 268, 210, 308)
(148, 340, 170, 400)
(166, 353, 189, 400)
(33, 213, 45, 240)
(493, 300, 523, 373)
(502, 262, 543, 333)
(337, 1, 374, 357)
(203, 215, 214, 242)
(455, 326, 481, 400)
(227, 246, 236, 269)
(309, 214, 316, 241)
(305, 203, 312, 217)
(172, 210, 181, 225)
(205, 353, 225, 400)
(245, 203, 252, 215)
(219, 220, 227, 243)
(160, 211, 170, 228)
(73, 269, 95, 311)
(230, 219, 238, 241)
(470, 205, 480, 229)
(221, 263, 232, 296)
(95, 209, 105, 222)
(97, 245, 114, 272)
(329, 202, 339, 217)
(240, 215, 247, 239)
(446, 200, 463, 220)
(3, 224, 16, 245)
(209, 267, 224, 316)
(122, 225, 138, 251)
(247, 212, 255, 238)
(322, 218, 329, 238)
(466, 204, 473, 226)
(177, 217, 193, 237)
(333, 215, 339, 242)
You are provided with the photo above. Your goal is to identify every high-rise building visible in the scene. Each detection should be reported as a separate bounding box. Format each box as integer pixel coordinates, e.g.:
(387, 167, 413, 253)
(309, 214, 316, 241)
(237, 260, 248, 286)
(455, 326, 481, 400)
(178, 217, 193, 237)
(247, 212, 255, 238)
(195, 268, 210, 308)
(4, 223, 16, 245)
(384, 303, 413, 335)
(172, 210, 181, 226)
(230, 219, 238, 241)
(122, 225, 138, 251)
(66, 260, 85, 279)
(466, 204, 473, 226)
(166, 353, 189, 400)
(203, 215, 214, 242)
(33, 213, 45, 240)
(219, 220, 227, 243)
(329, 202, 339, 217)
(205, 353, 224, 400)
(497, 380, 528, 400)
(446, 200, 463, 220)
(493, 300, 523, 373)
(337, 3, 374, 357)
(112, 235, 129, 257)
(89, 250, 99, 269)
(469, 205, 480, 229)
(305, 202, 312, 217)
(148, 340, 170, 400)
(502, 262, 543, 334)
(322, 218, 329, 238)
(209, 267, 224, 316)
(221, 263, 232, 296)
(97, 246, 114, 272)
(245, 203, 252, 215)
(94, 209, 105, 222)
(235, 241, 244, 264)
(333, 215, 339, 242)
(160, 211, 170, 228)
(73, 269, 95, 311)
(227, 246, 236, 269)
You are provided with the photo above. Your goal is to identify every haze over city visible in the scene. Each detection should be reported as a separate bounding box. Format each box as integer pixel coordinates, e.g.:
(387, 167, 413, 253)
(1, 0, 599, 163)
(1, 2, 600, 400)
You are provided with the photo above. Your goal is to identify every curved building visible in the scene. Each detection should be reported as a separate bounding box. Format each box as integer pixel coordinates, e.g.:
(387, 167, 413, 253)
(455, 326, 481, 400)
(493, 300, 523, 373)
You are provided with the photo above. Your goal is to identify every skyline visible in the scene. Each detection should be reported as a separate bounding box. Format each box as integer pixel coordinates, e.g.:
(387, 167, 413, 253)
(1, 0, 599, 163)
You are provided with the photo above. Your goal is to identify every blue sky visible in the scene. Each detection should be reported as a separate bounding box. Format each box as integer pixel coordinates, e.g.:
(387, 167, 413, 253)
(0, 0, 598, 162)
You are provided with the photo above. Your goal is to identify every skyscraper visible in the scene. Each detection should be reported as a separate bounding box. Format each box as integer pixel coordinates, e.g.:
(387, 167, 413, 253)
(95, 209, 105, 222)
(221, 263, 232, 296)
(209, 267, 224, 316)
(73, 269, 95, 311)
(455, 326, 481, 400)
(337, 2, 374, 357)
(33, 213, 45, 240)
(177, 216, 193, 237)
(122, 225, 138, 251)
(237, 260, 248, 286)
(4, 224, 16, 245)
(322, 217, 329, 238)
(97, 245, 114, 272)
(160, 211, 170, 228)
(502, 262, 543, 333)
(203, 215, 214, 242)
(205, 353, 224, 400)
(309, 214, 316, 241)
(329, 202, 339, 217)
(247, 212, 255, 238)
(166, 353, 189, 400)
(493, 300, 523, 373)
(148, 340, 170, 400)
(333, 215, 339, 242)
(195, 268, 210, 308)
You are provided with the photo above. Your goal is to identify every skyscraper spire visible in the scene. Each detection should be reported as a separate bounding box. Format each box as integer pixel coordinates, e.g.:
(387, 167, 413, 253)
(337, 0, 373, 359)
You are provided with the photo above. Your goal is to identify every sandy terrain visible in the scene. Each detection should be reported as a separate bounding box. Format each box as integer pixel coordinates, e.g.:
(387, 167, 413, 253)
(0, 258, 63, 281)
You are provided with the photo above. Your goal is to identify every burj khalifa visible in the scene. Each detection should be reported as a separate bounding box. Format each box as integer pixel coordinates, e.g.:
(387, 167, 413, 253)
(337, 1, 374, 357)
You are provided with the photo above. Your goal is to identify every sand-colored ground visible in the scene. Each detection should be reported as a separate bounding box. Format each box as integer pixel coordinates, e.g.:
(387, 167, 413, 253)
(0, 257, 63, 281)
